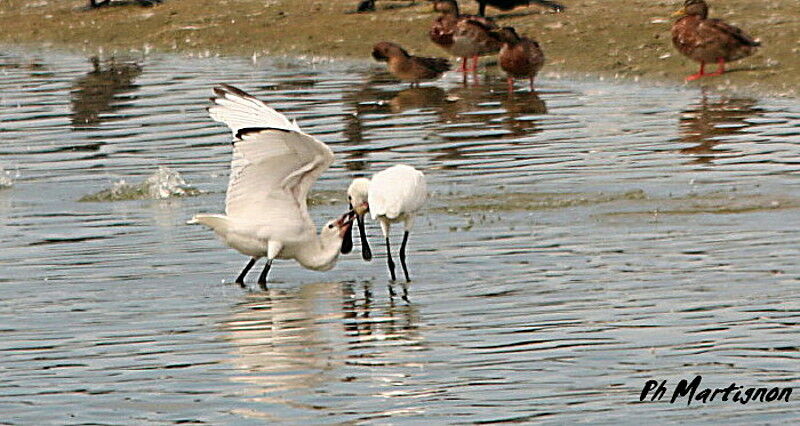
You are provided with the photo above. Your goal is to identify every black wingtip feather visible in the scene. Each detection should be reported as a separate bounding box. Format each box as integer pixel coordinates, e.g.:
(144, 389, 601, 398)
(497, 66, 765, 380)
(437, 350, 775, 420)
(212, 87, 227, 98)
(218, 83, 252, 99)
(235, 127, 291, 140)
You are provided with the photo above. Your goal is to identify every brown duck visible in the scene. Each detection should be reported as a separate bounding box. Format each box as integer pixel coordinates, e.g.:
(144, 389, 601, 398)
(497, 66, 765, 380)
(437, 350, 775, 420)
(493, 27, 544, 92)
(429, 0, 501, 73)
(475, 0, 564, 17)
(672, 0, 760, 81)
(372, 42, 452, 86)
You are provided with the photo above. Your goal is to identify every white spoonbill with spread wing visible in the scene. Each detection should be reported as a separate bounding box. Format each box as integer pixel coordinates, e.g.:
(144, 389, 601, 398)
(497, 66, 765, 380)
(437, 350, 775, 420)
(189, 84, 354, 289)
(347, 165, 427, 282)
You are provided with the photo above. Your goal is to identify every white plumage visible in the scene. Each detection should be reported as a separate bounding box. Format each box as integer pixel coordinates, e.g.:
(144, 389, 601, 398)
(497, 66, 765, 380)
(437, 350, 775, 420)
(190, 84, 353, 288)
(347, 164, 427, 282)
(368, 165, 427, 228)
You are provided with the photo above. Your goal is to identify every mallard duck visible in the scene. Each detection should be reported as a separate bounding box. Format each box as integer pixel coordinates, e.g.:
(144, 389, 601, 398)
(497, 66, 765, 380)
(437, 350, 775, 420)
(493, 27, 544, 92)
(475, 0, 564, 17)
(429, 0, 501, 73)
(671, 0, 760, 81)
(372, 42, 451, 86)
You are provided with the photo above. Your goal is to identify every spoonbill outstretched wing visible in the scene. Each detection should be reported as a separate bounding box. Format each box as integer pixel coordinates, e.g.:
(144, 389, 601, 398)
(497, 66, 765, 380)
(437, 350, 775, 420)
(190, 84, 353, 289)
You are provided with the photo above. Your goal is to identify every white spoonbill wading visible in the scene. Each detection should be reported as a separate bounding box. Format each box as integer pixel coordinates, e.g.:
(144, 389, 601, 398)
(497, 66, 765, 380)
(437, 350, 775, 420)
(347, 165, 427, 282)
(189, 84, 355, 289)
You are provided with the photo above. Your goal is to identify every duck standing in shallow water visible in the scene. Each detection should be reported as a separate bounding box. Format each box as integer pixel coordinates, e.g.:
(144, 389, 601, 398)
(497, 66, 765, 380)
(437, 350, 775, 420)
(493, 27, 545, 93)
(372, 42, 451, 87)
(429, 0, 501, 73)
(671, 0, 760, 81)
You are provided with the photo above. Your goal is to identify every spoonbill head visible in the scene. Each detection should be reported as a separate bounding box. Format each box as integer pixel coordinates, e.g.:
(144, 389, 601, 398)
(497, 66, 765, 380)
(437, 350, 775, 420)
(346, 177, 372, 260)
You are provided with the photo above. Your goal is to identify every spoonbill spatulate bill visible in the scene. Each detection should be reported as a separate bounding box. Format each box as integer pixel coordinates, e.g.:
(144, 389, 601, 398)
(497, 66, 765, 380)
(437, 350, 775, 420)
(189, 84, 354, 289)
(347, 165, 427, 282)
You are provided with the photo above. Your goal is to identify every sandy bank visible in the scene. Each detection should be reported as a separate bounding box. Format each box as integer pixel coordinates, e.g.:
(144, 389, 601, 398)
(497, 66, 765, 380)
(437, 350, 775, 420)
(1, 0, 797, 97)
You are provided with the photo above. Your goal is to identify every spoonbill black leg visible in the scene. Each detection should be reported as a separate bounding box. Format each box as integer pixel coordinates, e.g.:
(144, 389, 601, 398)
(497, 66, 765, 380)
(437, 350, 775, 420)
(385, 237, 397, 281)
(399, 230, 411, 282)
(257, 259, 273, 290)
(235, 257, 257, 286)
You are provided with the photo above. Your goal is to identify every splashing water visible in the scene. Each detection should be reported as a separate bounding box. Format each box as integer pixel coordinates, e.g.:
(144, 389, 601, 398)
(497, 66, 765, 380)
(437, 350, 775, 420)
(80, 166, 202, 202)
(0, 167, 15, 189)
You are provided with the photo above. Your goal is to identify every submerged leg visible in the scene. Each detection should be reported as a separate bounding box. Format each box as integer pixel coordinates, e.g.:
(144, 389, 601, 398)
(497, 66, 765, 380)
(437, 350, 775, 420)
(686, 61, 706, 81)
(470, 55, 479, 72)
(507, 77, 514, 94)
(235, 258, 257, 286)
(399, 231, 411, 282)
(257, 259, 273, 290)
(385, 237, 397, 281)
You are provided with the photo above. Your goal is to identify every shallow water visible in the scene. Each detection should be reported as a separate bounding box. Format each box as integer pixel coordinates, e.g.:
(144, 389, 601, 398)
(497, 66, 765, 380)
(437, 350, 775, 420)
(1, 49, 799, 424)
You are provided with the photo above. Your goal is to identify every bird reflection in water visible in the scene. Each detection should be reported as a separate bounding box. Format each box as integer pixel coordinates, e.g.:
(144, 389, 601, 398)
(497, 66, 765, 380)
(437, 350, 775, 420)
(677, 93, 761, 164)
(71, 56, 142, 130)
(340, 73, 396, 172)
(222, 282, 422, 420)
(340, 71, 547, 171)
(341, 282, 419, 346)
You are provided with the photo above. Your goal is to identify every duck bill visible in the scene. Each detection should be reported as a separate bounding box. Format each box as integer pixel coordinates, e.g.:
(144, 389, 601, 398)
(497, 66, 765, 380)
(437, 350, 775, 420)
(672, 7, 686, 17)
(356, 213, 373, 261)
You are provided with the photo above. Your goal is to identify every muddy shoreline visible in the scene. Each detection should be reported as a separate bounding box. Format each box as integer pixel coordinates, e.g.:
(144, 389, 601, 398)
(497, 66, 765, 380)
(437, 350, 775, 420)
(1, 0, 797, 97)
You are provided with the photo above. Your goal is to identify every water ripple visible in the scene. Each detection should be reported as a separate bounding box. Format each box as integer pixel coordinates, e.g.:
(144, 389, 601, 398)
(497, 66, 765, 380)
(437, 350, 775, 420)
(0, 48, 798, 423)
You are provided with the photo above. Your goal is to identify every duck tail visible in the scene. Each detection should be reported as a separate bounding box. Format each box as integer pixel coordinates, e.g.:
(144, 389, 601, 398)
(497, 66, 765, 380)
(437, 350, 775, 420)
(420, 56, 452, 73)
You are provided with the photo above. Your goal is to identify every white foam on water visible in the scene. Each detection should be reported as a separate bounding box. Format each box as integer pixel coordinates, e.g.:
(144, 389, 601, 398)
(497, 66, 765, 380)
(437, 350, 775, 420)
(80, 166, 201, 202)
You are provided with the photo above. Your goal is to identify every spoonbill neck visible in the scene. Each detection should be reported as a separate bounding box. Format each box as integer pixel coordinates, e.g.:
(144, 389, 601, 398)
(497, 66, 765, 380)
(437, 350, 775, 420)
(291, 236, 343, 271)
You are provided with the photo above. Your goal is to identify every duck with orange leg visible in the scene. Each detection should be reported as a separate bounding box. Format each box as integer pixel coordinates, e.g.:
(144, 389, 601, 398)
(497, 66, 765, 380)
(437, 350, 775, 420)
(493, 27, 544, 93)
(372, 42, 451, 87)
(429, 0, 501, 74)
(671, 0, 760, 82)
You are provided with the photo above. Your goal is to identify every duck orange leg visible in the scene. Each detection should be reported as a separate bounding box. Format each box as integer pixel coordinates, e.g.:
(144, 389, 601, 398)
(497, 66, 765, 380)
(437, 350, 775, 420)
(686, 61, 706, 81)
(470, 55, 479, 72)
(709, 57, 726, 76)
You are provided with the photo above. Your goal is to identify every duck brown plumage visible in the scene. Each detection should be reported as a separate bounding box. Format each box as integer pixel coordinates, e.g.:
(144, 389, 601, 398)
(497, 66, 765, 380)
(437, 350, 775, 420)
(429, 0, 501, 72)
(671, 0, 760, 81)
(372, 42, 452, 86)
(493, 27, 544, 92)
(475, 0, 564, 17)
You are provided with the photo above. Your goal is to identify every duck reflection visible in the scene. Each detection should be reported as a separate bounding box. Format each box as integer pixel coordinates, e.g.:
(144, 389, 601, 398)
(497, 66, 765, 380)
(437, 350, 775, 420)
(71, 56, 142, 130)
(677, 94, 761, 164)
(222, 281, 422, 417)
(0, 54, 49, 74)
(341, 71, 548, 171)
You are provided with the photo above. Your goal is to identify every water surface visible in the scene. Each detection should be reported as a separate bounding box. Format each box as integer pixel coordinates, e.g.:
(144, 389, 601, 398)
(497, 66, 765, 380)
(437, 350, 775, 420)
(1, 50, 799, 424)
